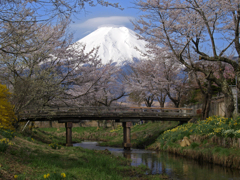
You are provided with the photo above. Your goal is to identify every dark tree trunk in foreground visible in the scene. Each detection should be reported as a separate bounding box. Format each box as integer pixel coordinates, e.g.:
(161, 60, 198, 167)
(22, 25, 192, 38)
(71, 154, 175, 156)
(201, 81, 212, 120)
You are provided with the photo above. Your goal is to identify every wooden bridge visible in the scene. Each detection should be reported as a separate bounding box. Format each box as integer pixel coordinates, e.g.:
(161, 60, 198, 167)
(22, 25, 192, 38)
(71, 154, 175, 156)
(19, 106, 194, 150)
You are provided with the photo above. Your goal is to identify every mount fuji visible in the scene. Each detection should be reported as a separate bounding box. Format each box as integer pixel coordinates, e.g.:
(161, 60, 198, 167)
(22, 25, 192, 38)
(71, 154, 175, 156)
(74, 26, 149, 65)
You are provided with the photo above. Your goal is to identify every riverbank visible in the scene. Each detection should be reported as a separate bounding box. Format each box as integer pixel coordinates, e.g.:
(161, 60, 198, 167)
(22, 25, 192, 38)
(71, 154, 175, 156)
(0, 128, 169, 180)
(38, 117, 240, 170)
(148, 116, 240, 169)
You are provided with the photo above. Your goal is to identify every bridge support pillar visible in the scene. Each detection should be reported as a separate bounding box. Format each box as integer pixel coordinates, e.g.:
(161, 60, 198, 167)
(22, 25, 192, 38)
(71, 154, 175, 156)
(65, 122, 73, 147)
(122, 122, 132, 150)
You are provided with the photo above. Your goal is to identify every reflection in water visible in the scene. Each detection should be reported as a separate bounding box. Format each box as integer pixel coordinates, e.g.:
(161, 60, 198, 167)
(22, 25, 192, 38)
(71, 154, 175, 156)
(123, 151, 131, 159)
(74, 141, 240, 180)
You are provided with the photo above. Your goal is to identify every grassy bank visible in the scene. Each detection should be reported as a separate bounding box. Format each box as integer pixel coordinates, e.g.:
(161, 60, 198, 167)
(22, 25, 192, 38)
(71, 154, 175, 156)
(40, 121, 178, 149)
(148, 116, 240, 169)
(0, 128, 168, 180)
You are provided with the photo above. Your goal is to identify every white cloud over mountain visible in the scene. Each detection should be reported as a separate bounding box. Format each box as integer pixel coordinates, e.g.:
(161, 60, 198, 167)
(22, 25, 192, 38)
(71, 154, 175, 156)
(72, 16, 134, 30)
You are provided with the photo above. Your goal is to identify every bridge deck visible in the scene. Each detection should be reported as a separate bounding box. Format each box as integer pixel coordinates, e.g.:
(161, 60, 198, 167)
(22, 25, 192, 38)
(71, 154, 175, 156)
(19, 107, 194, 122)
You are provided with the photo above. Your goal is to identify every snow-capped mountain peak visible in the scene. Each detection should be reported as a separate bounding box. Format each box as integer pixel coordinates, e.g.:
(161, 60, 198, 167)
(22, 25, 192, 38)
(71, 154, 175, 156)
(74, 26, 148, 65)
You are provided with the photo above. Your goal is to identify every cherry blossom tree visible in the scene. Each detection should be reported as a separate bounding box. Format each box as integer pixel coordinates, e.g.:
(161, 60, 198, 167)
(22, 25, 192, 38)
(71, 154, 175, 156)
(67, 63, 125, 129)
(133, 0, 240, 117)
(0, 21, 71, 114)
(0, 23, 111, 115)
(124, 47, 190, 108)
(124, 60, 157, 107)
(0, 1, 122, 57)
(0, 0, 122, 117)
(67, 62, 126, 107)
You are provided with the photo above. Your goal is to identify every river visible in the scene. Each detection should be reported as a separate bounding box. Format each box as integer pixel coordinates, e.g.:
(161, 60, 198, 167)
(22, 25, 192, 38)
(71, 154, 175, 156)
(74, 141, 240, 180)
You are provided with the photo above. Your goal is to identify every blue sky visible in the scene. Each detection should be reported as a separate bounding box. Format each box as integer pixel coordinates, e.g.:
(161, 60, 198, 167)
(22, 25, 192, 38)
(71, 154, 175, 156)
(69, 1, 140, 42)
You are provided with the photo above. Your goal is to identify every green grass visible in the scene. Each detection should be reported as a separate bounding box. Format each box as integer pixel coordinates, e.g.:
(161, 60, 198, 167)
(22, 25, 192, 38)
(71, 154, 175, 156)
(0, 127, 167, 180)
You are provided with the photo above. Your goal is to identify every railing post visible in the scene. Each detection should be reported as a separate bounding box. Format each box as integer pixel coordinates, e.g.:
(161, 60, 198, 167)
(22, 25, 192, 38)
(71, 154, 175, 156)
(122, 122, 132, 150)
(65, 122, 73, 147)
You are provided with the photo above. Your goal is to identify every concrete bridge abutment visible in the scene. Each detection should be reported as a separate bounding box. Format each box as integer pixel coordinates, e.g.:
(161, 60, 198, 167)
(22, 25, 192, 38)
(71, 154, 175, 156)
(65, 122, 73, 147)
(122, 122, 132, 150)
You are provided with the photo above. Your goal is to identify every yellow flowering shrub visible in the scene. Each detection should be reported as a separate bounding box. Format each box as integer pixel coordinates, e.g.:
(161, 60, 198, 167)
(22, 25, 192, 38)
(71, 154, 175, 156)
(61, 173, 66, 178)
(0, 84, 16, 130)
(49, 143, 61, 149)
(0, 138, 13, 152)
(110, 125, 122, 133)
(158, 116, 240, 149)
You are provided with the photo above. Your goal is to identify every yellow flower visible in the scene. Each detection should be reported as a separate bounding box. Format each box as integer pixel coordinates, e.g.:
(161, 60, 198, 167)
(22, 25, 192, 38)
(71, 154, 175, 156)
(43, 174, 47, 179)
(61, 173, 66, 178)
(14, 175, 18, 179)
(47, 173, 50, 178)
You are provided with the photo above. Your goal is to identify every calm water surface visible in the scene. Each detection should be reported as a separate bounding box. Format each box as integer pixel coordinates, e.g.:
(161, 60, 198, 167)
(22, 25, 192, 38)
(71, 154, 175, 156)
(74, 141, 240, 180)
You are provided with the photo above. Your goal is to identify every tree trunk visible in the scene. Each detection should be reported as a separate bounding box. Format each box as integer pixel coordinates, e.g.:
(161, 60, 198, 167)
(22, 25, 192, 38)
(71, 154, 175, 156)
(201, 93, 212, 120)
(222, 82, 235, 118)
(167, 92, 180, 108)
(49, 121, 52, 128)
(201, 81, 212, 120)
(157, 97, 165, 107)
(157, 92, 166, 108)
(103, 120, 107, 128)
(111, 120, 115, 129)
(144, 95, 155, 107)
(224, 94, 235, 118)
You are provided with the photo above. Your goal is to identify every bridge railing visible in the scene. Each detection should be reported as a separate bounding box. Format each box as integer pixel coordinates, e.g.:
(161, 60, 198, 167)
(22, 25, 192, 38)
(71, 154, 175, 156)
(19, 106, 194, 117)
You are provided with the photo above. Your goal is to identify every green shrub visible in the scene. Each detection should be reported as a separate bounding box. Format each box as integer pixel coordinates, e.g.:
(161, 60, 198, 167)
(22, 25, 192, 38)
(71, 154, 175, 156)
(223, 129, 235, 138)
(26, 137, 34, 142)
(234, 130, 240, 138)
(10, 149, 17, 155)
(190, 142, 199, 149)
(0, 138, 12, 152)
(202, 140, 208, 145)
(0, 129, 15, 140)
(0, 141, 8, 152)
(213, 147, 221, 153)
(49, 143, 61, 150)
(214, 127, 223, 137)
